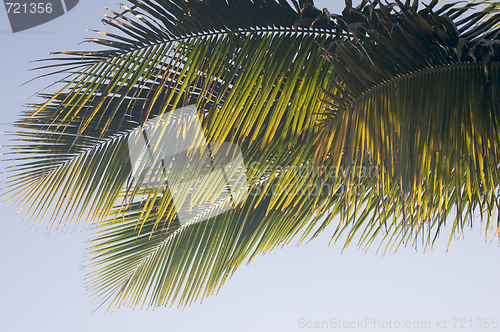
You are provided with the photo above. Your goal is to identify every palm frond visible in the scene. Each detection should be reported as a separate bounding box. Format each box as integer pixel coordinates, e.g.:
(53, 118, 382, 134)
(87, 181, 334, 310)
(3, 0, 500, 312)
(311, 0, 500, 248)
(2, 0, 343, 310)
(2, 0, 335, 228)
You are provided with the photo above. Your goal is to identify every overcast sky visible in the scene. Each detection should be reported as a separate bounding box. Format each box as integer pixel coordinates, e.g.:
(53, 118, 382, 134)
(0, 1, 499, 332)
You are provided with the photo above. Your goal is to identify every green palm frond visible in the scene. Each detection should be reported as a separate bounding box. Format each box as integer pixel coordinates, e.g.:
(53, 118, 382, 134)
(2, 0, 500, 312)
(85, 125, 350, 310)
(2, 0, 342, 311)
(2, 0, 335, 228)
(311, 0, 500, 248)
(87, 182, 335, 310)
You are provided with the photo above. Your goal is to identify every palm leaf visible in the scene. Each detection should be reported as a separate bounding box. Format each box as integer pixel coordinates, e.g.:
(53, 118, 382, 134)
(311, 0, 500, 249)
(2, 0, 340, 310)
(2, 0, 500, 311)
(2, 0, 335, 228)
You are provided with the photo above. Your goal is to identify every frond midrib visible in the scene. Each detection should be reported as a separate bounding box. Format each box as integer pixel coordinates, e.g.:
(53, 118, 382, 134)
(48, 25, 341, 68)
(350, 61, 499, 109)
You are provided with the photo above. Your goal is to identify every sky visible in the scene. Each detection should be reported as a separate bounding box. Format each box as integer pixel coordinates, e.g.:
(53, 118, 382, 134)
(0, 1, 499, 332)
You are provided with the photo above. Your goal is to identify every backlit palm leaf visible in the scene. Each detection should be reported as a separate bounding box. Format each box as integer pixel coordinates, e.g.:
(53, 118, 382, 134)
(311, 0, 500, 250)
(2, 0, 499, 311)
(3, 0, 334, 227)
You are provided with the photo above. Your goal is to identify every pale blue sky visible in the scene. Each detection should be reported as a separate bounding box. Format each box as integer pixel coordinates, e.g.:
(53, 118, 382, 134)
(0, 1, 498, 332)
